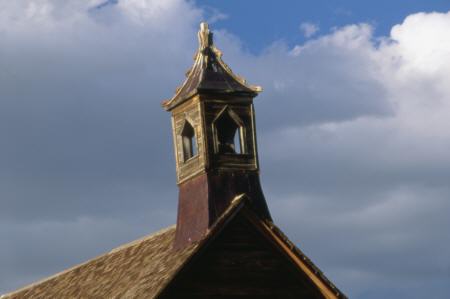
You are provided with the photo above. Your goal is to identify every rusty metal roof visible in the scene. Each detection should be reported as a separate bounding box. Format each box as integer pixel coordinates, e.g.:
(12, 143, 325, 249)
(162, 22, 261, 111)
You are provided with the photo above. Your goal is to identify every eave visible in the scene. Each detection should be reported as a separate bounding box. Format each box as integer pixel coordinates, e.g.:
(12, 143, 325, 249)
(162, 22, 261, 111)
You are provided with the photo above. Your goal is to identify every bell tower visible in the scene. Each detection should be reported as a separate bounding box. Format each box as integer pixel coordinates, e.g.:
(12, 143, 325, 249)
(163, 22, 271, 249)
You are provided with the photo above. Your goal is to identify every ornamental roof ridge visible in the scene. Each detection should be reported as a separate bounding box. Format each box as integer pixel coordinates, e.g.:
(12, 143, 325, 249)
(162, 22, 261, 111)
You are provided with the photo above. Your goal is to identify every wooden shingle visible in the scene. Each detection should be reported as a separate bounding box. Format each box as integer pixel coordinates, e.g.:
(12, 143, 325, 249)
(2, 226, 197, 299)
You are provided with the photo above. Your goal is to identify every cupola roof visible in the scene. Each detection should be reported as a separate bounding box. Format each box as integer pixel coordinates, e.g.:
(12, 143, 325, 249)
(162, 22, 261, 111)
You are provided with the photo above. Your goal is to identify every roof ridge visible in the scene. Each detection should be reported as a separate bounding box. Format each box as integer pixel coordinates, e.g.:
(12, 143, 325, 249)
(257, 219, 348, 299)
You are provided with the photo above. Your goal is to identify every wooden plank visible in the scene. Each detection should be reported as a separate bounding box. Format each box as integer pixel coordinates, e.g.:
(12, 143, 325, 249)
(160, 214, 325, 299)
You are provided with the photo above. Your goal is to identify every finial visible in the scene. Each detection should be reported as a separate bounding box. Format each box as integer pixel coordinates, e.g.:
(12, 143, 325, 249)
(198, 22, 213, 50)
(200, 22, 208, 32)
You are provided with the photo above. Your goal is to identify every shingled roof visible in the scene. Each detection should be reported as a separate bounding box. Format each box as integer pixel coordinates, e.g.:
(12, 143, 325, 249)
(2, 195, 346, 299)
(1, 226, 197, 299)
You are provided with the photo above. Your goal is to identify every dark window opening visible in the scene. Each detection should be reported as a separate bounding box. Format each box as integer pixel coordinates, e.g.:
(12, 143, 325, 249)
(181, 121, 197, 161)
(216, 112, 243, 154)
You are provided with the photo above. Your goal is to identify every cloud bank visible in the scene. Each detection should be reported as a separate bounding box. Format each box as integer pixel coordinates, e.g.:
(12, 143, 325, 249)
(1, 1, 449, 298)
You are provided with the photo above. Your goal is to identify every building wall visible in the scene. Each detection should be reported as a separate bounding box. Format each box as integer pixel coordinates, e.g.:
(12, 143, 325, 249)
(160, 213, 325, 299)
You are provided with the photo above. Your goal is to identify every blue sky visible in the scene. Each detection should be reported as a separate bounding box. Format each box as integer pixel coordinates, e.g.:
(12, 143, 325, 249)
(196, 0, 450, 52)
(0, 1, 450, 299)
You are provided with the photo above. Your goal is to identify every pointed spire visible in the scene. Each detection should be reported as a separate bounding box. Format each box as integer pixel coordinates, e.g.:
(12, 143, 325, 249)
(163, 22, 261, 111)
(198, 22, 213, 50)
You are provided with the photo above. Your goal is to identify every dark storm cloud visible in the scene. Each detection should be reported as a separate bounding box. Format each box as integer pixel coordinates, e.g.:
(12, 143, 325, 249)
(0, 0, 200, 292)
(0, 0, 198, 224)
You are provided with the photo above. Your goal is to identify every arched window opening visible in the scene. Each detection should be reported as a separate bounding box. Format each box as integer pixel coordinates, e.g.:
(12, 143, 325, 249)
(181, 121, 197, 161)
(215, 111, 243, 154)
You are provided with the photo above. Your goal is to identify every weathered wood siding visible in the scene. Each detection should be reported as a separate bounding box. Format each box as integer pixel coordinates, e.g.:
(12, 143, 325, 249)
(172, 97, 205, 183)
(160, 214, 325, 299)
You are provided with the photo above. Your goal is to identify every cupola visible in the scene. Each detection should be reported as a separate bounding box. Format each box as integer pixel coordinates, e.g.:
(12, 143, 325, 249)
(163, 22, 271, 249)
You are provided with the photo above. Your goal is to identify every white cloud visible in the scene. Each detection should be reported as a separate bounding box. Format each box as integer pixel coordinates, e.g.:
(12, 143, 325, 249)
(299, 22, 319, 38)
(203, 9, 450, 298)
(390, 12, 450, 75)
(248, 10, 450, 298)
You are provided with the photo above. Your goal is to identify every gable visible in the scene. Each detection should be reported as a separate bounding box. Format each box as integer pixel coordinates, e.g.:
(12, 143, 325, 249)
(159, 213, 326, 299)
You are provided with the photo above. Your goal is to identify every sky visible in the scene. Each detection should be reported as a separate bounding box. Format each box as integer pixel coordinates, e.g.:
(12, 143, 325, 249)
(1, 0, 450, 298)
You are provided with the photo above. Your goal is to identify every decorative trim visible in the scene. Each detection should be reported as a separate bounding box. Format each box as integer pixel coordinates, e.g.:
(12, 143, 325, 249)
(211, 105, 247, 154)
